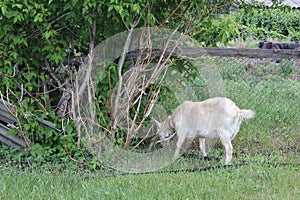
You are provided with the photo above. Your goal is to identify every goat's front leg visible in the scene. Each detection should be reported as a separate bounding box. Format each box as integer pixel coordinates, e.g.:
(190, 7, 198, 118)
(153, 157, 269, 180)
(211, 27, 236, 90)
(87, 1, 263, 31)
(173, 130, 186, 160)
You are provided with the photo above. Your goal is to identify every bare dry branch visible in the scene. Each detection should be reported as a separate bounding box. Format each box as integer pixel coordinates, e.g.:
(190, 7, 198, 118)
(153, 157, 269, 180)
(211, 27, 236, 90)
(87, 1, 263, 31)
(111, 21, 139, 139)
(45, 59, 62, 88)
(75, 16, 97, 147)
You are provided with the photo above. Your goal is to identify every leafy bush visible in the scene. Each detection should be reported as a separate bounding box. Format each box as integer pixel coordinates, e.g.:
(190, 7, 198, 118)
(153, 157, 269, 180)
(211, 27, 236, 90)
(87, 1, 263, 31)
(234, 7, 300, 40)
(0, 0, 245, 168)
(194, 14, 240, 46)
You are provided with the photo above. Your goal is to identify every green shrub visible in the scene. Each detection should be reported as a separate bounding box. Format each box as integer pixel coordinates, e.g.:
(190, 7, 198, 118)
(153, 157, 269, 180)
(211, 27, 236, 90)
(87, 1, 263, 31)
(234, 7, 300, 40)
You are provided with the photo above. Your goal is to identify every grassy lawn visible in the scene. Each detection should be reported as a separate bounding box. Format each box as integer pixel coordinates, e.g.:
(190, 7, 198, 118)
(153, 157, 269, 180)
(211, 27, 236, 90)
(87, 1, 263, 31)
(0, 161, 299, 200)
(0, 57, 299, 200)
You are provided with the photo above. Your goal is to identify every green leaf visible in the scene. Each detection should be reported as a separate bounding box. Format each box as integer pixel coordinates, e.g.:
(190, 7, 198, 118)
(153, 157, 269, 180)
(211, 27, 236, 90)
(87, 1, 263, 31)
(34, 13, 44, 22)
(13, 4, 23, 9)
(24, 124, 31, 131)
(99, 71, 107, 82)
(108, 5, 114, 12)
(1, 5, 7, 15)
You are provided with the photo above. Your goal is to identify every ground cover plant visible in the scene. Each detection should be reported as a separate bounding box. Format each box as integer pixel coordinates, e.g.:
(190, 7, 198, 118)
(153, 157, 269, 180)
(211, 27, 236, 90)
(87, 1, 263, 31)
(1, 56, 299, 199)
(0, 160, 299, 199)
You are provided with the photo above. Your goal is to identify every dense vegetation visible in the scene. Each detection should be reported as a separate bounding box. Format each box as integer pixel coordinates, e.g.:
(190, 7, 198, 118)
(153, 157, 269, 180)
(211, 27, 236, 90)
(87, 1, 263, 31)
(0, 1, 299, 172)
(0, 0, 236, 165)
(234, 6, 300, 41)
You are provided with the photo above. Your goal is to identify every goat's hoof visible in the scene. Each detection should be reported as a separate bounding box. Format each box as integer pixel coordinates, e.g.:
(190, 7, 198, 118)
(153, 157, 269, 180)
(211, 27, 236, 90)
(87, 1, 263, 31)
(203, 156, 211, 161)
(172, 156, 179, 161)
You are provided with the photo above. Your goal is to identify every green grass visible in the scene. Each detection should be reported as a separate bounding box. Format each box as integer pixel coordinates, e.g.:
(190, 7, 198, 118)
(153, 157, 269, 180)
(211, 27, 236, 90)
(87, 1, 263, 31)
(0, 56, 299, 199)
(0, 162, 299, 200)
(219, 58, 300, 160)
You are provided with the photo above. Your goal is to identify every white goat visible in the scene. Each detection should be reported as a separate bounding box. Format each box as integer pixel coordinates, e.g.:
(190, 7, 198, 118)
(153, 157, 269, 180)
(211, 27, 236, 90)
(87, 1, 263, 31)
(154, 97, 255, 164)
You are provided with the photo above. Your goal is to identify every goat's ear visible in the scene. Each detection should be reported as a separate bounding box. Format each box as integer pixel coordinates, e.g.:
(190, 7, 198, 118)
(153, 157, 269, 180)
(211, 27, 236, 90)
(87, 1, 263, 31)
(152, 117, 161, 128)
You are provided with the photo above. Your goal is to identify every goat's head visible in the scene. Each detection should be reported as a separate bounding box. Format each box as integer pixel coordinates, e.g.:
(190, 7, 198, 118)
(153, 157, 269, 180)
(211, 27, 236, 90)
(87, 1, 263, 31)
(153, 116, 175, 147)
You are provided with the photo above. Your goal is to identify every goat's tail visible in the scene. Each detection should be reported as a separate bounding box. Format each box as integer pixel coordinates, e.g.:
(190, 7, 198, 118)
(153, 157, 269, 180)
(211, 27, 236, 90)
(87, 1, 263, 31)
(240, 109, 255, 119)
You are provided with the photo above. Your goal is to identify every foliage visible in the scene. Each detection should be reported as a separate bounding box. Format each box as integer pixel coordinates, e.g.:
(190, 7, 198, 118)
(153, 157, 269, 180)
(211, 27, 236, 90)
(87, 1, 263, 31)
(195, 14, 240, 46)
(234, 6, 300, 40)
(0, 0, 241, 166)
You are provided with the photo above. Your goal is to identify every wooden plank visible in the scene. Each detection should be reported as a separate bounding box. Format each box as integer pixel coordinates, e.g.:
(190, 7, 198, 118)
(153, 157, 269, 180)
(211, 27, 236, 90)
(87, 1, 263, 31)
(177, 47, 300, 59)
(0, 123, 25, 150)
(0, 99, 26, 150)
(0, 99, 61, 149)
(126, 47, 300, 60)
(0, 100, 17, 124)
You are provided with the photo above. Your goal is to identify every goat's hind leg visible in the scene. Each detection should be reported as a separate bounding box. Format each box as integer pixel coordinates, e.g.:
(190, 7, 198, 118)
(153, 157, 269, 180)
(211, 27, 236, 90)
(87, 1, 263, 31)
(219, 133, 233, 165)
(198, 138, 207, 158)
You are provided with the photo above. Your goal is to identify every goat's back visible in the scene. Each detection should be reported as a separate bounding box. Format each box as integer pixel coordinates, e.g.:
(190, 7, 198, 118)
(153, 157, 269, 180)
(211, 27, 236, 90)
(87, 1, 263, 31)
(170, 97, 254, 138)
(173, 97, 241, 119)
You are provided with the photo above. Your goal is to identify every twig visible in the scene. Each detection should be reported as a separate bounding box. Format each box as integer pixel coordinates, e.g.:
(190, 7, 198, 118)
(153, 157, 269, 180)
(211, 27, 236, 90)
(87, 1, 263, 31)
(77, 15, 97, 147)
(111, 20, 139, 139)
(0, 63, 18, 78)
(0, 92, 31, 149)
(157, 0, 188, 28)
(45, 59, 62, 88)
(77, 14, 96, 98)
(132, 125, 153, 150)
(155, 133, 176, 145)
